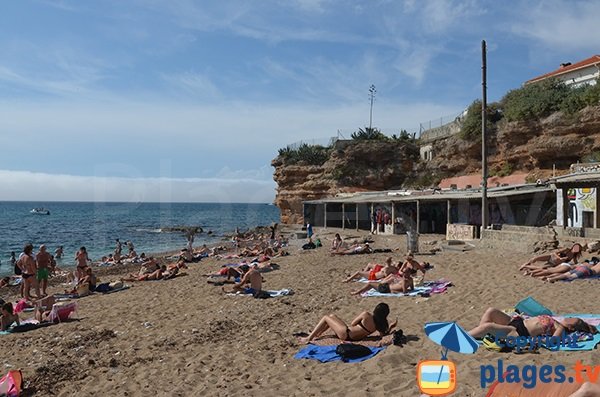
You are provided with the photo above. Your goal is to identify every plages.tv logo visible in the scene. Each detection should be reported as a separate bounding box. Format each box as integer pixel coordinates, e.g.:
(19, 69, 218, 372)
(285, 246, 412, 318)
(417, 322, 479, 396)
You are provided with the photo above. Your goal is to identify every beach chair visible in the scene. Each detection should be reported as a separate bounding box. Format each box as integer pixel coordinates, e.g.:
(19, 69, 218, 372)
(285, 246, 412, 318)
(47, 301, 78, 323)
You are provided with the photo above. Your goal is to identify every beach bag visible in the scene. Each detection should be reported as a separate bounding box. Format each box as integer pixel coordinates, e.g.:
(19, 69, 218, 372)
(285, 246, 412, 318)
(0, 369, 23, 396)
(336, 344, 372, 361)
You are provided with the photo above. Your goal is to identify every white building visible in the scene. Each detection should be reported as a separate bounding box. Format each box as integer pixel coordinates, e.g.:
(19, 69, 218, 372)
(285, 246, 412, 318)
(525, 55, 600, 88)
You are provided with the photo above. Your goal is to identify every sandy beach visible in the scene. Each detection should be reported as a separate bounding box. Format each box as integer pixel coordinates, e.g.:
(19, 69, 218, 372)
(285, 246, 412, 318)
(1, 228, 598, 396)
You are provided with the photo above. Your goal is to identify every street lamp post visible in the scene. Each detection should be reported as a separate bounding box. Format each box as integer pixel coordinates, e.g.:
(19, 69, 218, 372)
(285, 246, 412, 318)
(369, 84, 376, 130)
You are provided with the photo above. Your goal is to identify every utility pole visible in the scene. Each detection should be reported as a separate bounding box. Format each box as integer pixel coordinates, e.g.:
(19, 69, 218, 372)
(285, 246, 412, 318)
(368, 84, 376, 130)
(481, 40, 489, 234)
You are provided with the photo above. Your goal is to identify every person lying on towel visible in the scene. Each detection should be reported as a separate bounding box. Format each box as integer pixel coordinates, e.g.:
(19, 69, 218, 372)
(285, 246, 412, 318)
(351, 267, 414, 295)
(526, 257, 597, 279)
(467, 307, 598, 339)
(298, 303, 397, 344)
(520, 243, 583, 272)
(344, 257, 398, 282)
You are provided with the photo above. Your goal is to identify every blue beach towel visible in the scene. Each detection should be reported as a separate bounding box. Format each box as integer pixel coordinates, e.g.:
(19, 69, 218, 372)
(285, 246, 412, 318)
(294, 345, 384, 363)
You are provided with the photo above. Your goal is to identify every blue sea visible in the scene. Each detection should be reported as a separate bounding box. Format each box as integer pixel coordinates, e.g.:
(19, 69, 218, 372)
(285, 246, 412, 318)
(0, 201, 280, 276)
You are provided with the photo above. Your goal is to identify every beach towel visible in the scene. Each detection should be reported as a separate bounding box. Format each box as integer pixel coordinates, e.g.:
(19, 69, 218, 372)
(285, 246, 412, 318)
(227, 289, 293, 298)
(361, 280, 452, 297)
(0, 319, 48, 335)
(101, 284, 130, 294)
(515, 296, 553, 316)
(294, 345, 384, 363)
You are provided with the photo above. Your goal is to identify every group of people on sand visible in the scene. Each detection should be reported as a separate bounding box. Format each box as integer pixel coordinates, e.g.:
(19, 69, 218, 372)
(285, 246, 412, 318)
(15, 243, 59, 299)
(121, 256, 187, 282)
(521, 243, 600, 282)
(343, 253, 429, 295)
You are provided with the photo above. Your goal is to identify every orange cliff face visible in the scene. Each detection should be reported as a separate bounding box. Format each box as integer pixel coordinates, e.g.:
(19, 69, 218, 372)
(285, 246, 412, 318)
(272, 140, 420, 224)
(272, 105, 600, 224)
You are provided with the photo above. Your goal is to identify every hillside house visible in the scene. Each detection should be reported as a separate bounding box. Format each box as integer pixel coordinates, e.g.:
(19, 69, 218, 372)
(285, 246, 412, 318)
(525, 55, 600, 87)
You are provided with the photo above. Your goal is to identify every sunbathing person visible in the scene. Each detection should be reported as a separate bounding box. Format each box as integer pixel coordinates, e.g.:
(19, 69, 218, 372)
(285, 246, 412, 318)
(351, 267, 414, 295)
(330, 233, 345, 252)
(332, 242, 372, 255)
(400, 252, 427, 275)
(520, 243, 583, 271)
(344, 257, 398, 282)
(528, 257, 598, 278)
(179, 248, 194, 262)
(78, 267, 97, 292)
(467, 307, 598, 339)
(122, 267, 164, 282)
(222, 265, 263, 295)
(1, 302, 20, 331)
(544, 262, 595, 282)
(298, 303, 397, 344)
(0, 277, 10, 288)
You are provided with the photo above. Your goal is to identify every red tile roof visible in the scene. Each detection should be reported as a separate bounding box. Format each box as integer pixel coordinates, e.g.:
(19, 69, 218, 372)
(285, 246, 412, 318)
(525, 55, 600, 84)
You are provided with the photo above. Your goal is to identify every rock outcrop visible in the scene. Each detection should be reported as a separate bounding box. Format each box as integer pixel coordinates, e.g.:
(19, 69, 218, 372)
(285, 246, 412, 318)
(273, 105, 600, 224)
(272, 140, 419, 224)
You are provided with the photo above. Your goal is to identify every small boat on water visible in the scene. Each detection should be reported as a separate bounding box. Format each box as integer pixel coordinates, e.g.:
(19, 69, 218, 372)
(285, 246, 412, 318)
(30, 208, 50, 215)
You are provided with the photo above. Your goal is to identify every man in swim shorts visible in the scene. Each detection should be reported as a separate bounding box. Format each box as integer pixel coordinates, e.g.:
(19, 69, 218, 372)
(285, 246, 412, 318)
(222, 265, 263, 295)
(36, 245, 52, 297)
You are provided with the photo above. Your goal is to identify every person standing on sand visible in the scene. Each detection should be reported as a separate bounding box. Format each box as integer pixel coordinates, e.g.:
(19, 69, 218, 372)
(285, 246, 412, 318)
(36, 245, 51, 297)
(75, 247, 90, 280)
(222, 265, 263, 296)
(306, 223, 313, 238)
(17, 243, 38, 300)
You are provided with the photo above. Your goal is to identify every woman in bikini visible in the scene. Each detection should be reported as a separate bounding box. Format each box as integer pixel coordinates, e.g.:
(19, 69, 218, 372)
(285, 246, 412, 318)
(468, 307, 598, 339)
(75, 247, 90, 280)
(520, 243, 582, 272)
(330, 234, 345, 252)
(299, 303, 397, 344)
(350, 266, 414, 295)
(343, 257, 398, 282)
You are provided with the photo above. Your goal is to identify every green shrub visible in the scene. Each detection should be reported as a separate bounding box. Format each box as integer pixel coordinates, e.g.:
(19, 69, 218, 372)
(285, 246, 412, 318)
(490, 162, 513, 177)
(459, 100, 502, 140)
(582, 150, 600, 163)
(582, 79, 600, 106)
(350, 127, 388, 141)
(391, 129, 413, 141)
(277, 143, 331, 165)
(501, 78, 570, 121)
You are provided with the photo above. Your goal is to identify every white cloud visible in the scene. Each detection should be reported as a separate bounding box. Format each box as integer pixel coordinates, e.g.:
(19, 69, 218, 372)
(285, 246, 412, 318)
(510, 0, 600, 51)
(0, 169, 275, 203)
(161, 72, 222, 99)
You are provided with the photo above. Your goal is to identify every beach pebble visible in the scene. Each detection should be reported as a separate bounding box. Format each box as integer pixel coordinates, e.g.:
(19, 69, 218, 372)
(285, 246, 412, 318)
(191, 328, 198, 334)
(143, 322, 153, 328)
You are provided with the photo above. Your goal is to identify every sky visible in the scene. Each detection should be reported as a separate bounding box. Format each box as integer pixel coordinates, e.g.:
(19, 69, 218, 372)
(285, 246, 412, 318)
(1, 0, 600, 203)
